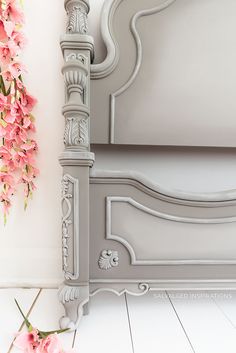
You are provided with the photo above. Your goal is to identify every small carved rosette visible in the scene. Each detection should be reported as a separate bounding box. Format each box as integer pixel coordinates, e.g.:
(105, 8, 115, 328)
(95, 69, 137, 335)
(98, 250, 119, 270)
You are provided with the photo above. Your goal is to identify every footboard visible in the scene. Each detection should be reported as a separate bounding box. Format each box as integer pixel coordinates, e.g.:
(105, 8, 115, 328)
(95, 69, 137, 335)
(89, 170, 236, 292)
(58, 0, 236, 330)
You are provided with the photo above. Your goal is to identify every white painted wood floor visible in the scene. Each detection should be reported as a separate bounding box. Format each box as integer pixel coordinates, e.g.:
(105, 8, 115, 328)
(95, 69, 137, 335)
(2, 289, 236, 353)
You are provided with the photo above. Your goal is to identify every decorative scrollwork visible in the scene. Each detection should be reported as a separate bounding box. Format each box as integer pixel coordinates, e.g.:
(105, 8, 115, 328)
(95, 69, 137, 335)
(67, 6, 88, 34)
(66, 53, 86, 65)
(90, 282, 150, 297)
(62, 176, 72, 273)
(64, 117, 89, 148)
(98, 250, 119, 270)
(61, 174, 79, 280)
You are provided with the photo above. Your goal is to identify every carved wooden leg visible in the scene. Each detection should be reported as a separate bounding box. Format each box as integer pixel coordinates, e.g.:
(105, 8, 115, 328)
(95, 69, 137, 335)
(59, 285, 89, 330)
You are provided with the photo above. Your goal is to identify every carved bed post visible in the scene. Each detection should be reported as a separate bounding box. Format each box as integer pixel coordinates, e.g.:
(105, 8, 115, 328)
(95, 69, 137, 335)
(58, 0, 94, 330)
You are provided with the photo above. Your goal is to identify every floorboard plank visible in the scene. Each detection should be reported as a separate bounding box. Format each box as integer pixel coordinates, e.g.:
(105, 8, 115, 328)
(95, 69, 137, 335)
(126, 291, 193, 353)
(11, 288, 74, 353)
(73, 292, 133, 353)
(0, 288, 39, 353)
(169, 291, 236, 353)
(212, 291, 236, 329)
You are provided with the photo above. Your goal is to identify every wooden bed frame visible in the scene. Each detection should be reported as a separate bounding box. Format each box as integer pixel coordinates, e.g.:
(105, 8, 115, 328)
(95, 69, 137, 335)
(58, 0, 236, 330)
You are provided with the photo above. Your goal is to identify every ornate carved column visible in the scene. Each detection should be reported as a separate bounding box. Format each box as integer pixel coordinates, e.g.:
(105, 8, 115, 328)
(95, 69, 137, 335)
(58, 0, 94, 330)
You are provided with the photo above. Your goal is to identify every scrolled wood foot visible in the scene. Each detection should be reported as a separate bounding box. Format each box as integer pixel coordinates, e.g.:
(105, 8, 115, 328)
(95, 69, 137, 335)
(58, 284, 89, 331)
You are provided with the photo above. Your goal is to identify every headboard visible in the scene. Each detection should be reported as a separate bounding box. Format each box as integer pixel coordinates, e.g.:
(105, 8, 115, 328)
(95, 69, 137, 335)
(90, 0, 236, 146)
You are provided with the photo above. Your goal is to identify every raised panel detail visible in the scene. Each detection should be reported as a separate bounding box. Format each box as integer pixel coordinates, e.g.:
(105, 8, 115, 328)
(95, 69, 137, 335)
(106, 196, 236, 265)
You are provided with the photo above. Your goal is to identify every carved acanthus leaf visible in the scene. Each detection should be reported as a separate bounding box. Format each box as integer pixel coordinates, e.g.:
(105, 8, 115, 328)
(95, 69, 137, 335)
(67, 6, 88, 34)
(64, 117, 89, 148)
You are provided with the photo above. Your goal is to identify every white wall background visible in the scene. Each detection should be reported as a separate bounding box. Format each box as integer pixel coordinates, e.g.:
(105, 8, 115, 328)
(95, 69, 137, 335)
(1, 0, 236, 287)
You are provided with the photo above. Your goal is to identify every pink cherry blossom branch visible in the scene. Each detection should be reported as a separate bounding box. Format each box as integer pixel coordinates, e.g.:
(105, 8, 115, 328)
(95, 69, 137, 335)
(0, 0, 38, 224)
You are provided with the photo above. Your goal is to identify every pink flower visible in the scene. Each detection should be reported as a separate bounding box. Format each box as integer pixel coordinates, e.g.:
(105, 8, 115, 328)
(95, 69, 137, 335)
(0, 20, 7, 41)
(0, 19, 15, 40)
(21, 164, 39, 180)
(18, 126, 28, 141)
(21, 139, 37, 151)
(2, 123, 18, 141)
(22, 115, 31, 128)
(0, 44, 11, 63)
(14, 329, 40, 352)
(0, 145, 11, 160)
(10, 62, 26, 77)
(3, 0, 25, 24)
(0, 193, 12, 216)
(0, 41, 18, 64)
(4, 110, 17, 124)
(36, 334, 63, 353)
(4, 112, 15, 123)
(4, 101, 19, 123)
(12, 30, 27, 49)
(14, 150, 36, 168)
(3, 62, 26, 80)
(4, 20, 14, 37)
(1, 181, 15, 195)
(19, 92, 37, 115)
(4, 125, 28, 143)
(6, 159, 15, 172)
(27, 121, 36, 133)
(0, 124, 7, 137)
(1, 69, 13, 81)
(0, 93, 7, 112)
(0, 171, 14, 185)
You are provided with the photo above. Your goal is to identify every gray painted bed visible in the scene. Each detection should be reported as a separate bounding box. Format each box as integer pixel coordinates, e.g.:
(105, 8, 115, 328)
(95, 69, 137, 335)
(59, 0, 236, 330)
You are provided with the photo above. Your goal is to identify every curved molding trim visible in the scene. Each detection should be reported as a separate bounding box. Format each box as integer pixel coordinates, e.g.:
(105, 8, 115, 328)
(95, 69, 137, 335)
(89, 282, 149, 297)
(109, 0, 177, 142)
(91, 0, 122, 79)
(107, 196, 236, 225)
(89, 279, 236, 290)
(106, 196, 236, 265)
(90, 169, 236, 205)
